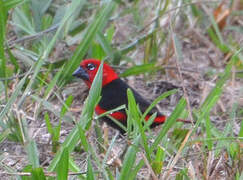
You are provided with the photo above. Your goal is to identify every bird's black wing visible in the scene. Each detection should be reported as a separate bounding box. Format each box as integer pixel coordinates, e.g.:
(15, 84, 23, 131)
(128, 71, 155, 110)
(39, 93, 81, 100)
(99, 78, 129, 111)
(99, 78, 162, 116)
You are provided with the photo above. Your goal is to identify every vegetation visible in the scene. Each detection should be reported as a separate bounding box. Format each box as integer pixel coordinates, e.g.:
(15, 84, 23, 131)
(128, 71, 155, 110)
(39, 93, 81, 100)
(0, 0, 242, 179)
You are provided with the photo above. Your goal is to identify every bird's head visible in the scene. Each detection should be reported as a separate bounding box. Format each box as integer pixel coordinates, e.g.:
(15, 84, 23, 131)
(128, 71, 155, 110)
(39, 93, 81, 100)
(72, 59, 119, 88)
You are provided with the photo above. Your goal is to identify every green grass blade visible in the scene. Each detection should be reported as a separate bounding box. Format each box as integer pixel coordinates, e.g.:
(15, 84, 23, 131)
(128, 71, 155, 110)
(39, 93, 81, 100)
(129, 160, 144, 180)
(58, 0, 117, 86)
(3, 0, 25, 10)
(87, 156, 95, 180)
(205, 113, 213, 150)
(81, 62, 103, 128)
(172, 33, 183, 61)
(97, 31, 115, 61)
(60, 95, 73, 118)
(31, 95, 62, 118)
(198, 52, 237, 120)
(68, 157, 82, 177)
(44, 112, 54, 136)
(0, 0, 7, 99)
(96, 105, 127, 132)
(151, 97, 187, 151)
(239, 120, 243, 138)
(77, 124, 89, 152)
(215, 103, 237, 155)
(119, 136, 140, 180)
(152, 146, 164, 174)
(17, 58, 45, 107)
(96, 105, 126, 119)
(31, 167, 46, 180)
(102, 132, 119, 167)
(208, 10, 224, 44)
(120, 63, 158, 77)
(6, 47, 19, 72)
(13, 6, 36, 34)
(27, 140, 40, 168)
(120, 29, 157, 55)
(48, 61, 103, 172)
(103, 114, 127, 132)
(43, 68, 62, 98)
(47, 126, 80, 171)
(30, 0, 52, 31)
(0, 128, 11, 144)
(127, 89, 150, 161)
(142, 89, 178, 121)
(0, 75, 26, 128)
(57, 147, 69, 180)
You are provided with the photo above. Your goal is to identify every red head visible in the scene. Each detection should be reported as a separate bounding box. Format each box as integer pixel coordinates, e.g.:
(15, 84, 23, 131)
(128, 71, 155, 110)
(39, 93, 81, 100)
(72, 59, 119, 88)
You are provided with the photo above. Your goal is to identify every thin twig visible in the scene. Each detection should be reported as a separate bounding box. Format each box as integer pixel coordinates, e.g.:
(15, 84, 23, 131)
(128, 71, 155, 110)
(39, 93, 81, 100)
(0, 171, 98, 177)
(7, 24, 59, 48)
(0, 69, 59, 81)
(209, 154, 224, 179)
(141, 153, 158, 180)
(166, 129, 192, 178)
(163, 14, 196, 180)
(112, 65, 203, 74)
(138, 0, 220, 33)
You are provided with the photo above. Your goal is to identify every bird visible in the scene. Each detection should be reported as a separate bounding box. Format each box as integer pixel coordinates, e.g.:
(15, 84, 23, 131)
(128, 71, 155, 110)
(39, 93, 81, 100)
(72, 59, 188, 132)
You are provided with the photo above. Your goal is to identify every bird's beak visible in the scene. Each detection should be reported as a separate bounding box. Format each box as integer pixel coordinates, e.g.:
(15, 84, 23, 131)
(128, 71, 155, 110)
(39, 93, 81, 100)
(72, 66, 89, 81)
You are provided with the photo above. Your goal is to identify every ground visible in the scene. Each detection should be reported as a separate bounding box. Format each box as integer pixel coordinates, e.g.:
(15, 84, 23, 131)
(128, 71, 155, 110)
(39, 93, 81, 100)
(0, 0, 243, 179)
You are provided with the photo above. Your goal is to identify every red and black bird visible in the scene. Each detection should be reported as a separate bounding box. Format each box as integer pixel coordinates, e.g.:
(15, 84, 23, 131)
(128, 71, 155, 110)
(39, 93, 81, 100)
(73, 59, 180, 132)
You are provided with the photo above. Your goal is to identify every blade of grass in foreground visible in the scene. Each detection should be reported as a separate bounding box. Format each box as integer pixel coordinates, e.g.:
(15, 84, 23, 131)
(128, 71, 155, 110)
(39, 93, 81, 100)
(188, 50, 240, 153)
(120, 63, 159, 77)
(56, 147, 69, 180)
(3, 0, 24, 11)
(151, 97, 187, 152)
(80, 62, 103, 128)
(194, 50, 239, 129)
(127, 89, 151, 162)
(101, 131, 119, 167)
(87, 156, 95, 180)
(27, 140, 40, 168)
(140, 89, 178, 162)
(239, 120, 243, 138)
(0, 75, 26, 129)
(0, 1, 7, 100)
(47, 62, 103, 172)
(142, 89, 178, 123)
(205, 113, 213, 150)
(0, 129, 11, 144)
(31, 167, 46, 180)
(119, 136, 140, 180)
(77, 122, 110, 179)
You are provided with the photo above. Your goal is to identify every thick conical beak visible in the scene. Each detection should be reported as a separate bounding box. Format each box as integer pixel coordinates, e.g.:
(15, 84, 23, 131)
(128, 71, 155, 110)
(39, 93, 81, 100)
(72, 66, 89, 81)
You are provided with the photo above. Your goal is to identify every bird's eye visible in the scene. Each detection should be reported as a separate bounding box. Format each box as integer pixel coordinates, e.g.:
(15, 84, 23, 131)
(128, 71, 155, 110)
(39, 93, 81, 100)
(86, 63, 95, 71)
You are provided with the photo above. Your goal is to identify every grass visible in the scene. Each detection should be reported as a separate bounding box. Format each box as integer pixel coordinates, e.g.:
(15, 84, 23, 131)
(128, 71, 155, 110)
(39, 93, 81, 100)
(0, 0, 243, 179)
